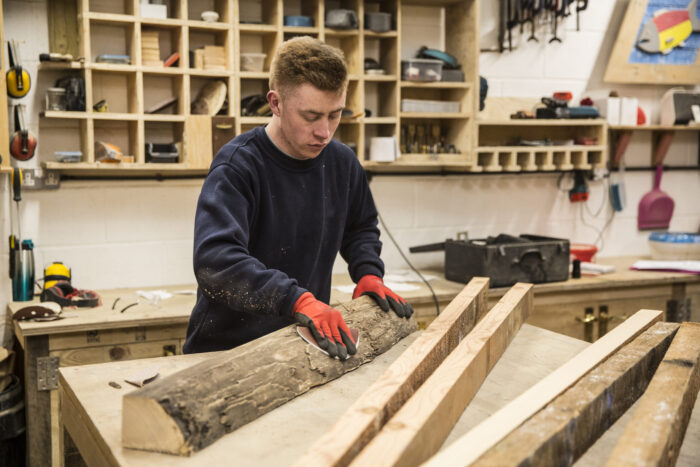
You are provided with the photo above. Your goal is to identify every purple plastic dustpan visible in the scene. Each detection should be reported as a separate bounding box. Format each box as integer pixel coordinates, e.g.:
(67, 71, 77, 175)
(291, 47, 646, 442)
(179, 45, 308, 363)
(638, 165, 674, 230)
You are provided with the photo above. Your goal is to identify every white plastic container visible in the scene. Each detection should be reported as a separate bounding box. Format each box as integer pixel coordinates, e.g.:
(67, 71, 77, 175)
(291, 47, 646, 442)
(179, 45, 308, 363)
(241, 53, 266, 72)
(648, 232, 700, 260)
(401, 59, 442, 82)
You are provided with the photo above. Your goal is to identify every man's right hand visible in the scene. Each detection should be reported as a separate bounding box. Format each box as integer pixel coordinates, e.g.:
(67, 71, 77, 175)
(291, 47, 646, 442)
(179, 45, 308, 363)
(294, 292, 357, 359)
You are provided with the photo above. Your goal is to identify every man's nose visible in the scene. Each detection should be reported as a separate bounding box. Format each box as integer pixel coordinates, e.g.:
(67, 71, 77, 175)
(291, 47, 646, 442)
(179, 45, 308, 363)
(313, 119, 330, 140)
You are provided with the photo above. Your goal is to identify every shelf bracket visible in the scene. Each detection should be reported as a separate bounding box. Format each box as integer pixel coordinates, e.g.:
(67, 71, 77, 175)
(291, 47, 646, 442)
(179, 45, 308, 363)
(652, 130, 675, 166)
(612, 130, 633, 167)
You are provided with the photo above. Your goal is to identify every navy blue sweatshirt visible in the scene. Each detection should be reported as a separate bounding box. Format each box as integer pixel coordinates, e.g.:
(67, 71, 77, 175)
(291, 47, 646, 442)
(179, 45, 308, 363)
(183, 126, 384, 353)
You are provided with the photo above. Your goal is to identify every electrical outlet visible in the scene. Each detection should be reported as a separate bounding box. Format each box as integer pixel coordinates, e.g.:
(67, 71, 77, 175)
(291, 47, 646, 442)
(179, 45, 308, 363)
(21, 168, 60, 190)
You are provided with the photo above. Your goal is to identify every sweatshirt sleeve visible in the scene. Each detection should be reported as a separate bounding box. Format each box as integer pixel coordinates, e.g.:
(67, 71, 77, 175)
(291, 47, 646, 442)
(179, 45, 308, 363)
(193, 161, 305, 317)
(340, 160, 385, 282)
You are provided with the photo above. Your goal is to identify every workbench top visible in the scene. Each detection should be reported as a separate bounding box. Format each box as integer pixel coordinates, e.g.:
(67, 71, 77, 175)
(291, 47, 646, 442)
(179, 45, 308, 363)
(9, 256, 700, 342)
(58, 323, 700, 466)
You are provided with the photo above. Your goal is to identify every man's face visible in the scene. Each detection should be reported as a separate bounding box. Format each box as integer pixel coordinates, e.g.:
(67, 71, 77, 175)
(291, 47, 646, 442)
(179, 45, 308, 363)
(271, 83, 346, 160)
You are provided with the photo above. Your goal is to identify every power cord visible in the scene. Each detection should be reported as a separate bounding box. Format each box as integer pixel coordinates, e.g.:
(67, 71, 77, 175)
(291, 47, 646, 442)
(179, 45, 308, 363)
(578, 176, 616, 253)
(377, 210, 441, 316)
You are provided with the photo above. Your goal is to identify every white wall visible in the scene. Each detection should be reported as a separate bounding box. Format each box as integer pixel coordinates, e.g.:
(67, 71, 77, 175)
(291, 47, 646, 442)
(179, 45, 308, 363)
(2, 1, 700, 345)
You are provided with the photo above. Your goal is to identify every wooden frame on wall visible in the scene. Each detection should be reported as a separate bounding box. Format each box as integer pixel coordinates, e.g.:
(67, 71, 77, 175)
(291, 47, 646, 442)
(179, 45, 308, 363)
(604, 0, 700, 84)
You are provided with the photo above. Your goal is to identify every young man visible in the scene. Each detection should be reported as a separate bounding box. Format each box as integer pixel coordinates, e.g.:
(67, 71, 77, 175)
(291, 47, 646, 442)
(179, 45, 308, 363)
(184, 36, 412, 359)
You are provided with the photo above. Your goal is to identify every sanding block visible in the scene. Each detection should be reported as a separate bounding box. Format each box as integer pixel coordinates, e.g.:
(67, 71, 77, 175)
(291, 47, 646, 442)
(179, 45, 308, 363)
(297, 326, 359, 360)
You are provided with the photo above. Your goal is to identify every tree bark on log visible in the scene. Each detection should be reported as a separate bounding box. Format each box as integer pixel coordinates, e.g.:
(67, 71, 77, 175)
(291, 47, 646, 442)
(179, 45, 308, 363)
(121, 296, 418, 456)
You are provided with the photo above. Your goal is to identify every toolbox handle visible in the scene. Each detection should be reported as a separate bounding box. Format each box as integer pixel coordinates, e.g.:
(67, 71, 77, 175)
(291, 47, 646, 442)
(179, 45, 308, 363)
(512, 248, 546, 264)
(409, 241, 446, 253)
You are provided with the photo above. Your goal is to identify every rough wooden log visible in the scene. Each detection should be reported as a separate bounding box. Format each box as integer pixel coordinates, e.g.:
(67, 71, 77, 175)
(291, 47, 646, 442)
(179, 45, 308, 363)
(121, 296, 418, 456)
(606, 322, 700, 467)
(472, 321, 680, 466)
(425, 308, 663, 467)
(351, 282, 533, 467)
(295, 277, 489, 467)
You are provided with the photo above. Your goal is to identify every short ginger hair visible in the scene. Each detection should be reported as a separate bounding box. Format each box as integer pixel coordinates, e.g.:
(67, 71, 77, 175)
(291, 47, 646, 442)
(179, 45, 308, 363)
(269, 36, 348, 97)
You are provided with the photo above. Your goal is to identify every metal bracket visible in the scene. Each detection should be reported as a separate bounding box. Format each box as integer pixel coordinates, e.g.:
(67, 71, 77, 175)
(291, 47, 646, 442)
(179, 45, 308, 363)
(37, 356, 60, 391)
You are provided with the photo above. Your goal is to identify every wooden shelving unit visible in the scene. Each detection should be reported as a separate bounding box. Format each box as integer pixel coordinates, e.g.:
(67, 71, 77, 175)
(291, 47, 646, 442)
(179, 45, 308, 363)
(39, 0, 479, 176)
(475, 97, 608, 173)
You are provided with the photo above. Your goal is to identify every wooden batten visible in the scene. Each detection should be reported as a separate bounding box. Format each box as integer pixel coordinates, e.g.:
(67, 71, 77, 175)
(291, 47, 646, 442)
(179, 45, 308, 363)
(294, 277, 489, 467)
(425, 308, 663, 467)
(121, 296, 417, 456)
(606, 322, 700, 467)
(472, 321, 680, 466)
(350, 282, 533, 467)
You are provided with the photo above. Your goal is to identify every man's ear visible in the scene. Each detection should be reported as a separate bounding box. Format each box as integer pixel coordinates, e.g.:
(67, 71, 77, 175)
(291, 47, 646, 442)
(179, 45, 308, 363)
(267, 90, 281, 117)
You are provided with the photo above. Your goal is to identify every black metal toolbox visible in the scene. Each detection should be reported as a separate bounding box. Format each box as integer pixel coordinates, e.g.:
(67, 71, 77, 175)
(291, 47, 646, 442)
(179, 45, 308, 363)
(410, 234, 570, 287)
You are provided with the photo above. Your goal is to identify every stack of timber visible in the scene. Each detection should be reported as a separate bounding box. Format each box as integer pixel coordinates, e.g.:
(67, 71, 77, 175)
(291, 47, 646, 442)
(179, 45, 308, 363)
(606, 322, 700, 467)
(470, 321, 680, 466)
(121, 295, 418, 456)
(141, 30, 162, 67)
(203, 45, 226, 71)
(350, 282, 533, 467)
(426, 308, 664, 467)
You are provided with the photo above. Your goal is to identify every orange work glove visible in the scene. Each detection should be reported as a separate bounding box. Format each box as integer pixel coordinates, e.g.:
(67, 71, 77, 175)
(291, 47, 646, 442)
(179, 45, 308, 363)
(353, 275, 414, 319)
(294, 292, 356, 359)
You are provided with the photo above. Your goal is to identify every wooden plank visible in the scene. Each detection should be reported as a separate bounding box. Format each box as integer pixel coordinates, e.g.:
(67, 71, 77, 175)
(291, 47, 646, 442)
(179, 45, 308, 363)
(0, 3, 8, 168)
(606, 322, 700, 467)
(350, 283, 533, 467)
(50, 339, 182, 366)
(184, 116, 213, 168)
(425, 308, 663, 467)
(121, 297, 418, 456)
(60, 380, 119, 466)
(48, 0, 80, 57)
(295, 277, 489, 467)
(24, 335, 52, 467)
(48, 323, 186, 351)
(473, 321, 680, 466)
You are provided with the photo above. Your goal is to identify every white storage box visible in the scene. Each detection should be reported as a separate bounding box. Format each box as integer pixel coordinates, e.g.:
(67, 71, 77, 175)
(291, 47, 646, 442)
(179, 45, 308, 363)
(401, 98, 460, 113)
(241, 53, 266, 72)
(593, 97, 620, 125)
(620, 97, 638, 125)
(140, 2, 167, 19)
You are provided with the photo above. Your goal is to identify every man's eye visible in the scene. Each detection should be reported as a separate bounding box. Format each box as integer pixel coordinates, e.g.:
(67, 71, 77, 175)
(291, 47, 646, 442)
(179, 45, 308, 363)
(304, 115, 319, 122)
(330, 113, 341, 120)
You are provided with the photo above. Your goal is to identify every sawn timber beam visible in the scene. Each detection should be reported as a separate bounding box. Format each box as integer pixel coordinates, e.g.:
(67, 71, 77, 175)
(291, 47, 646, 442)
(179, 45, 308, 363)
(351, 282, 533, 467)
(425, 308, 664, 467)
(606, 322, 700, 467)
(472, 321, 680, 466)
(121, 296, 417, 456)
(295, 277, 489, 467)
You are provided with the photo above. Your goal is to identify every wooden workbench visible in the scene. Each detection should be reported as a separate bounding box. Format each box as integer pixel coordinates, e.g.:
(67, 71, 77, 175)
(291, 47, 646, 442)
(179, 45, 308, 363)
(58, 323, 700, 466)
(10, 256, 700, 465)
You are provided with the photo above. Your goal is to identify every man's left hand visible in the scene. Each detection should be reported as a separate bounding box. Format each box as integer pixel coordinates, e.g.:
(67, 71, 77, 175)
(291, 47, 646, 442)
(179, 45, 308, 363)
(352, 275, 413, 319)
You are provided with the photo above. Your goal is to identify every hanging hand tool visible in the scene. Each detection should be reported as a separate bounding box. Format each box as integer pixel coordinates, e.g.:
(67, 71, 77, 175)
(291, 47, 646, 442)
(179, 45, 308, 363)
(9, 168, 23, 281)
(506, 0, 513, 51)
(526, 0, 542, 42)
(576, 0, 588, 31)
(10, 105, 36, 161)
(6, 41, 31, 99)
(550, 0, 567, 43)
